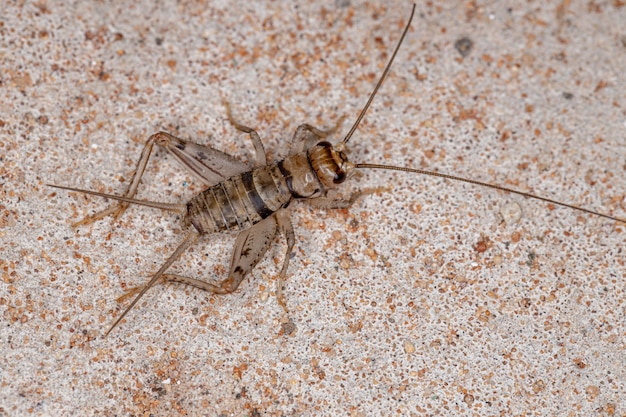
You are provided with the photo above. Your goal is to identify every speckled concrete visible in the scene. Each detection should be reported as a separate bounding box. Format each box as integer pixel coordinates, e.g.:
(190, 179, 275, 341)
(1, 1, 625, 416)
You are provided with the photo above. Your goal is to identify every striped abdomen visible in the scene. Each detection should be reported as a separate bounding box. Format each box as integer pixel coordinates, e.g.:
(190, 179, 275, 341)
(184, 163, 290, 234)
(184, 143, 353, 235)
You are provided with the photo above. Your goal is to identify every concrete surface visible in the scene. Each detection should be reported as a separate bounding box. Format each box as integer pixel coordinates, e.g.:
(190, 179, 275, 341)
(1, 0, 625, 415)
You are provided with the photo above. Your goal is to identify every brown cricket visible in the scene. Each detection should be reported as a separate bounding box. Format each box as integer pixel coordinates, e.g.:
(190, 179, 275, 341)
(49, 4, 624, 336)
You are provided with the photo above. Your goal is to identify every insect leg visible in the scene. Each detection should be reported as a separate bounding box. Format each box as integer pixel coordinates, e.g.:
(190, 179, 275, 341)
(118, 216, 279, 309)
(105, 229, 200, 336)
(71, 131, 249, 226)
(308, 187, 390, 210)
(223, 100, 267, 166)
(291, 116, 346, 153)
(72, 133, 162, 226)
(275, 209, 294, 312)
(153, 131, 248, 186)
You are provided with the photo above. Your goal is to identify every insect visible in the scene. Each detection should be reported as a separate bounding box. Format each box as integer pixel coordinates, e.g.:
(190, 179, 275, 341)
(50, 4, 624, 336)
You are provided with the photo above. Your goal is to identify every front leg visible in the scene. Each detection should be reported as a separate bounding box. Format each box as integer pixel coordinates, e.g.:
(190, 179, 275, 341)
(291, 115, 346, 153)
(308, 187, 390, 210)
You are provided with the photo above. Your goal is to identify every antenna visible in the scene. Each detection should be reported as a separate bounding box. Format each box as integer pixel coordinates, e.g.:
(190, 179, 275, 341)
(355, 164, 626, 223)
(342, 4, 416, 146)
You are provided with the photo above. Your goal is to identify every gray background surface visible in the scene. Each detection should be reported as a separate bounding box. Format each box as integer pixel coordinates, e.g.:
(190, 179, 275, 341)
(1, 0, 625, 415)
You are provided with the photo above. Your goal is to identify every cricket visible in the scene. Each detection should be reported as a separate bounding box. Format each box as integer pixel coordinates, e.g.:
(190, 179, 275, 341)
(49, 4, 624, 336)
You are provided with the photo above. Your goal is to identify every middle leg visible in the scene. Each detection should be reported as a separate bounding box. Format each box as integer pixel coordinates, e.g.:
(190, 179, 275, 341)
(223, 100, 268, 166)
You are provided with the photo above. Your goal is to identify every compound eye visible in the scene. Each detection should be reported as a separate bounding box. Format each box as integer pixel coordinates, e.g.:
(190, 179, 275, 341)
(333, 170, 347, 184)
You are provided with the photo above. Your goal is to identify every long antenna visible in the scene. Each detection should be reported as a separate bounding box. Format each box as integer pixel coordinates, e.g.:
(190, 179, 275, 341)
(342, 4, 416, 146)
(355, 163, 625, 223)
